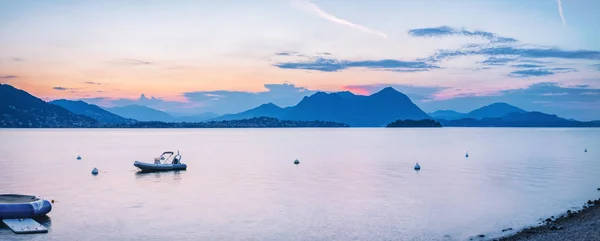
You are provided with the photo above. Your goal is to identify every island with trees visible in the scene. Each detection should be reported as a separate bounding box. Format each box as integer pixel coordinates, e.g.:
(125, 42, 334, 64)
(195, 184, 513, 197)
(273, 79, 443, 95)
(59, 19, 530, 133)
(386, 119, 442, 128)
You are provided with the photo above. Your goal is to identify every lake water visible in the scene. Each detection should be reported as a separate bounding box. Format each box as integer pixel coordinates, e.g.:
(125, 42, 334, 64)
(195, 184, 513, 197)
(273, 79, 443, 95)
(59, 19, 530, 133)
(0, 128, 599, 241)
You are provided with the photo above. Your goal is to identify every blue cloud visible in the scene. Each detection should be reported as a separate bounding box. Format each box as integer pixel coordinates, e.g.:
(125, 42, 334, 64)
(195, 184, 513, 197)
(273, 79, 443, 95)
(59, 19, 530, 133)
(509, 69, 553, 77)
(480, 57, 515, 66)
(508, 68, 577, 78)
(410, 26, 600, 69)
(478, 47, 600, 60)
(408, 26, 517, 43)
(430, 46, 600, 63)
(275, 52, 295, 56)
(274, 57, 438, 72)
(512, 64, 544, 68)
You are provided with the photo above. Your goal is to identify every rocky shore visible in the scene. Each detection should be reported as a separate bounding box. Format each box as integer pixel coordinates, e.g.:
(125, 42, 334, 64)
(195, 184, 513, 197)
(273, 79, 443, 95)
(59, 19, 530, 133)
(497, 195, 600, 241)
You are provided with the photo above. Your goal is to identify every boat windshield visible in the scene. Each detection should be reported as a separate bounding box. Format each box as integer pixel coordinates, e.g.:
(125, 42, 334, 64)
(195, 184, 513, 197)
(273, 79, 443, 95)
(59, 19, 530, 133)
(155, 151, 182, 164)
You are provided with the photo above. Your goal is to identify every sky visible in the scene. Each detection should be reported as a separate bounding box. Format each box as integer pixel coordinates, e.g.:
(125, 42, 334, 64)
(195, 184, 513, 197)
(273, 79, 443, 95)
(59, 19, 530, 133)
(1, 0, 599, 119)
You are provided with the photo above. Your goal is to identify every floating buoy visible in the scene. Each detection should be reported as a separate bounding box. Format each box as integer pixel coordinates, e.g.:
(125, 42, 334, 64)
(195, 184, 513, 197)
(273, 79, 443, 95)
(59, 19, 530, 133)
(51, 199, 54, 203)
(465, 152, 469, 158)
(77, 155, 82, 160)
(414, 162, 421, 170)
(91, 167, 98, 175)
(585, 148, 587, 153)
(294, 159, 300, 165)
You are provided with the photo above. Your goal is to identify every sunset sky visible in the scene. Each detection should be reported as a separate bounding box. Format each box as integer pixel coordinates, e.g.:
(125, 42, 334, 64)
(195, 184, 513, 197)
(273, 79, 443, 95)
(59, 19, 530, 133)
(1, 0, 599, 119)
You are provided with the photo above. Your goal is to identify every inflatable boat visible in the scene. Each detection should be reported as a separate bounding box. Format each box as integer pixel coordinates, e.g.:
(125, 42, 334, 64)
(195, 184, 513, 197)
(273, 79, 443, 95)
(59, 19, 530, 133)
(0, 194, 52, 219)
(134, 151, 187, 172)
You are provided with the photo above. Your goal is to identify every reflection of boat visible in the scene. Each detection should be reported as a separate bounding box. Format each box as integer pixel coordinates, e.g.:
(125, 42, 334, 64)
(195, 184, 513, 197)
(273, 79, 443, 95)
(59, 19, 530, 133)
(0, 194, 52, 219)
(134, 151, 187, 172)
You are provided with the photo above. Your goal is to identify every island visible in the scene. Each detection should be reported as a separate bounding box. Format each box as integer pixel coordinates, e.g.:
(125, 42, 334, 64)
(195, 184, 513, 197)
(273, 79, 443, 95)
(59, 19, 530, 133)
(386, 119, 442, 128)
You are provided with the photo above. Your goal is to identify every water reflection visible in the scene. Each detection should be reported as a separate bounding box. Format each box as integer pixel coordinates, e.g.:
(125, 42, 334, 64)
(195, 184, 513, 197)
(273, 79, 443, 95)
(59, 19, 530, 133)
(134, 170, 184, 180)
(34, 215, 52, 228)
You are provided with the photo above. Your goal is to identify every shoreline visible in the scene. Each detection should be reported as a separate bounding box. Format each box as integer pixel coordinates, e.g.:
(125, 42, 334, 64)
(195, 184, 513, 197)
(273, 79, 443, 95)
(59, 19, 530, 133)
(497, 194, 600, 241)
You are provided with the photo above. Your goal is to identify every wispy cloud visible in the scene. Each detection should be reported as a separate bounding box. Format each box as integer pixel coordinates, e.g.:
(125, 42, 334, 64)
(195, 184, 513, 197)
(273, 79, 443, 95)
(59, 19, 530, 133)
(53, 86, 70, 91)
(0, 75, 17, 79)
(292, 0, 388, 38)
(508, 67, 576, 78)
(480, 57, 516, 66)
(511, 64, 545, 68)
(557, 0, 566, 26)
(275, 52, 296, 56)
(408, 26, 517, 43)
(84, 81, 103, 85)
(109, 59, 154, 66)
(274, 56, 438, 72)
(410, 26, 600, 70)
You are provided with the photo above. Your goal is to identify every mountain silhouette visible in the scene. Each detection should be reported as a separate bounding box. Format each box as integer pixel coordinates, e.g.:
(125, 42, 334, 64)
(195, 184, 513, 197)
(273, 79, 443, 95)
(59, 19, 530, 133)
(50, 99, 133, 124)
(429, 110, 467, 120)
(468, 102, 525, 119)
(175, 112, 220, 122)
(441, 111, 600, 127)
(0, 84, 97, 127)
(219, 87, 430, 127)
(107, 105, 176, 122)
(214, 103, 284, 121)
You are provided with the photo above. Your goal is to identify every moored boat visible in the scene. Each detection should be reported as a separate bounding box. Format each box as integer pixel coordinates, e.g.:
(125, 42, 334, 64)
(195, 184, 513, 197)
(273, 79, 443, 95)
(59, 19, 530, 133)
(134, 151, 187, 172)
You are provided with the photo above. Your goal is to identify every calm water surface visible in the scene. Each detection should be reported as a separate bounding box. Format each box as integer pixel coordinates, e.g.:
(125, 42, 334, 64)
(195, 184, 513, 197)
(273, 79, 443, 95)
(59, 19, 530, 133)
(1, 128, 599, 241)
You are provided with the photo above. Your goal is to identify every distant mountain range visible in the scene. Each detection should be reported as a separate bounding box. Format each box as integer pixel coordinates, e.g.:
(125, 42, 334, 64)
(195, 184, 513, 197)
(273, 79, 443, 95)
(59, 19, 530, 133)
(2, 83, 599, 128)
(440, 111, 600, 127)
(215, 87, 430, 127)
(429, 102, 526, 120)
(107, 105, 176, 122)
(107, 105, 218, 122)
(0, 84, 98, 127)
(50, 99, 134, 124)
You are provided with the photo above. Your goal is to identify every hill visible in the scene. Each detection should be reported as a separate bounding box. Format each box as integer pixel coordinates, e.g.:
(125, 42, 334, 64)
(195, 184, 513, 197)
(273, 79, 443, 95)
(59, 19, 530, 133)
(50, 99, 133, 124)
(429, 110, 467, 120)
(441, 111, 600, 127)
(176, 112, 220, 122)
(0, 84, 98, 127)
(467, 102, 526, 119)
(214, 103, 284, 121)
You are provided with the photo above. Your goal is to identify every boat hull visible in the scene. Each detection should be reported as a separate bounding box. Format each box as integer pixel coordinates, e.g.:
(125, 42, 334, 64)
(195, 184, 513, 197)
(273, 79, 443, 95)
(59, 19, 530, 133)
(0, 194, 52, 219)
(134, 161, 187, 172)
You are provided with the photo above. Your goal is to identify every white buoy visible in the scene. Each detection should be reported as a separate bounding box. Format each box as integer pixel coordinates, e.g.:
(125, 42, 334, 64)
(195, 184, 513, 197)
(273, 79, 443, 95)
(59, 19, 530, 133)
(91, 167, 98, 175)
(294, 159, 300, 165)
(414, 162, 421, 170)
(77, 155, 82, 160)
